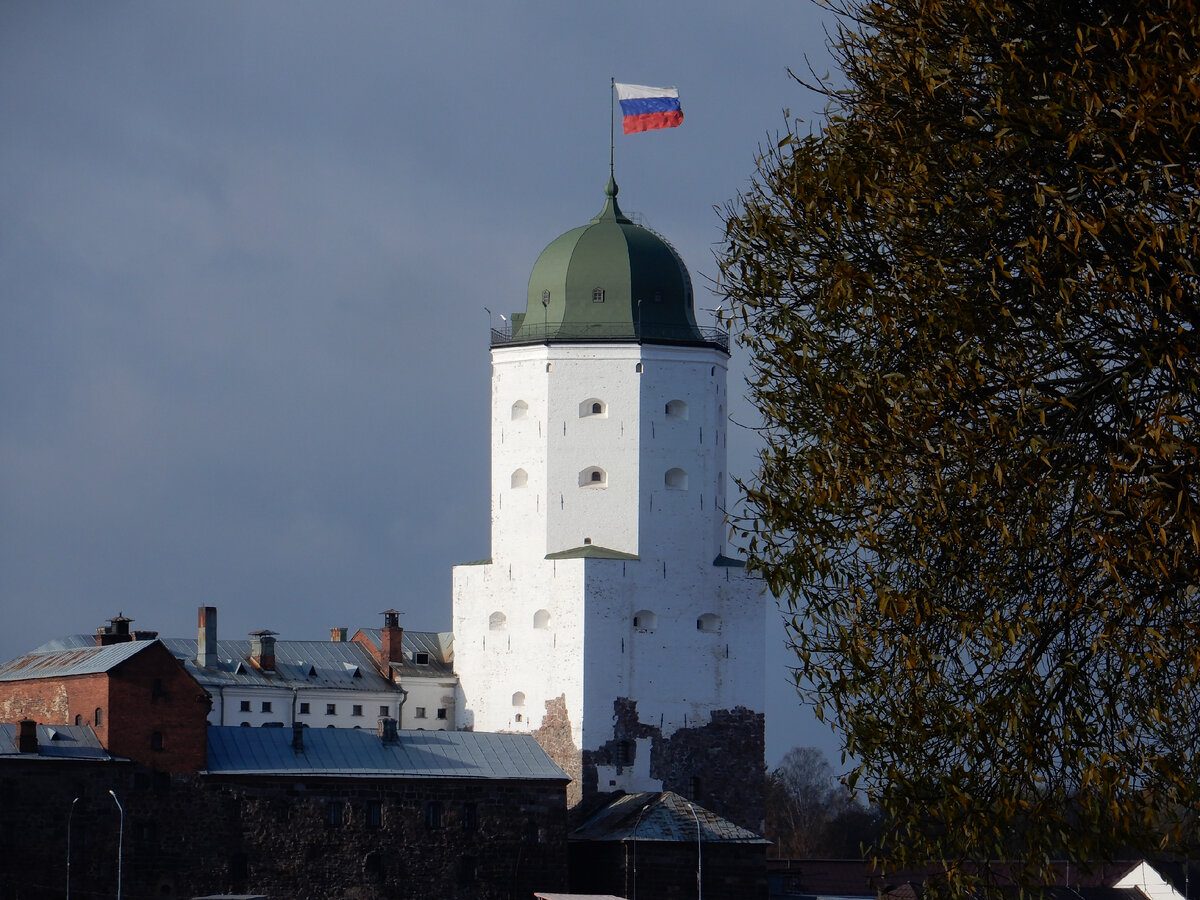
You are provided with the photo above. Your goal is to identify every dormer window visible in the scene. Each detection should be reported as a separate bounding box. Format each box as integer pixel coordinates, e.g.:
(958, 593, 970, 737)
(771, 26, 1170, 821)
(592, 287, 605, 303)
(414, 652, 430, 665)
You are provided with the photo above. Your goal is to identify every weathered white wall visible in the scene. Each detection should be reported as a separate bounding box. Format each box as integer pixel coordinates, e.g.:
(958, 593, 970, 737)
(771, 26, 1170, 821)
(455, 337, 763, 790)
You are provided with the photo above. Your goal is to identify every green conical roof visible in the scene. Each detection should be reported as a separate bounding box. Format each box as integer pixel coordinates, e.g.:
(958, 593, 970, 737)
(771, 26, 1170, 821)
(506, 178, 714, 347)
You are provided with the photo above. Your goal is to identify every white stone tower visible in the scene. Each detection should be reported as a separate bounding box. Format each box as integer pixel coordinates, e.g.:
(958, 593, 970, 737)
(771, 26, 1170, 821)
(453, 178, 764, 827)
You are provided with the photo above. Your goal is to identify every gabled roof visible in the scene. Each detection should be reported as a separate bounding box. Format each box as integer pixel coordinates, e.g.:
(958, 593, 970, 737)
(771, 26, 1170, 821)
(33, 634, 400, 693)
(0, 640, 159, 681)
(0, 723, 115, 760)
(206, 726, 568, 781)
(571, 791, 767, 843)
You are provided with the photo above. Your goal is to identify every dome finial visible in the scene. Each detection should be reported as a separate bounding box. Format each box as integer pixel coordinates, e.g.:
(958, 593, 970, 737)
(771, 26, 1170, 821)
(594, 174, 630, 224)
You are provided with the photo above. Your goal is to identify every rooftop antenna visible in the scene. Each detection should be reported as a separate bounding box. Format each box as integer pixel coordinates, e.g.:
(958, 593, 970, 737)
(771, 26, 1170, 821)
(610, 76, 616, 180)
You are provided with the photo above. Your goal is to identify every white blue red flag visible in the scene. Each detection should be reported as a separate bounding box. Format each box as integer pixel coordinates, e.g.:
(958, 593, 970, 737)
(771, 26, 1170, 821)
(614, 83, 683, 134)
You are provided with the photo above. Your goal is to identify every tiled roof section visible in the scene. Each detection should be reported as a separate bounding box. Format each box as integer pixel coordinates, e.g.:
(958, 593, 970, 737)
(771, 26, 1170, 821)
(0, 640, 156, 681)
(0, 724, 114, 760)
(356, 629, 454, 677)
(205, 726, 569, 781)
(571, 791, 767, 843)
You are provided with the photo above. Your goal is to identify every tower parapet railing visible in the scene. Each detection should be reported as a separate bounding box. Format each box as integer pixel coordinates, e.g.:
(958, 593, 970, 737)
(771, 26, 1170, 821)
(490, 322, 729, 353)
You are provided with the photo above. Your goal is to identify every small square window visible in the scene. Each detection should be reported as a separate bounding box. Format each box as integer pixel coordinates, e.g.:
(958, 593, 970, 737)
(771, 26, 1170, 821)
(239, 701, 251, 712)
(326, 704, 337, 716)
(414, 707, 427, 719)
(436, 708, 447, 720)
(415, 652, 430, 665)
(299, 702, 310, 715)
(261, 701, 272, 713)
(378, 705, 389, 716)
(352, 704, 363, 717)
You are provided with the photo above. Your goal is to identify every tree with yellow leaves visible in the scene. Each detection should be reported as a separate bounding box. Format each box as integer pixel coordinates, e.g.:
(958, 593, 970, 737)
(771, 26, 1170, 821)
(720, 0, 1200, 894)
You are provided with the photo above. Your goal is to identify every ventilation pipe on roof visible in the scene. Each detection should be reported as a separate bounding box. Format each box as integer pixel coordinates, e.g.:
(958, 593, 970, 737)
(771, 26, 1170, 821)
(17, 719, 38, 754)
(249, 630, 278, 672)
(378, 717, 399, 743)
(197, 607, 218, 669)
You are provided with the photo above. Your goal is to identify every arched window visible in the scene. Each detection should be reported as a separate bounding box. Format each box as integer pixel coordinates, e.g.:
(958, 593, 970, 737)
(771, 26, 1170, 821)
(74, 714, 82, 726)
(633, 610, 657, 632)
(665, 399, 688, 419)
(579, 466, 608, 488)
(512, 691, 526, 707)
(94, 708, 103, 727)
(592, 287, 605, 303)
(665, 468, 689, 490)
(635, 363, 644, 373)
(697, 613, 722, 633)
(579, 398, 607, 418)
(489, 611, 507, 631)
(511, 468, 528, 489)
(511, 400, 529, 420)
(541, 290, 551, 305)
(533, 609, 551, 629)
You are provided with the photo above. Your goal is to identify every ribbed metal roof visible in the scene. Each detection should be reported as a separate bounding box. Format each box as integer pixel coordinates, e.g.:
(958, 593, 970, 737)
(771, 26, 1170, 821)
(30, 631, 452, 691)
(570, 791, 767, 843)
(206, 726, 568, 781)
(0, 723, 114, 760)
(0, 640, 155, 681)
(356, 629, 454, 678)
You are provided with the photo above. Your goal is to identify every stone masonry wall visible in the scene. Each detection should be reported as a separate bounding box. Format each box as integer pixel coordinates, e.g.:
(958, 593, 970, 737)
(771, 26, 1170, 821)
(0, 760, 567, 900)
(583, 698, 765, 832)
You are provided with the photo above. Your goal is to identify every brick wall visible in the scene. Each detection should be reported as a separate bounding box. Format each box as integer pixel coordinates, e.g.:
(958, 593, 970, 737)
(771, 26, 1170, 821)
(0, 761, 568, 900)
(0, 642, 210, 772)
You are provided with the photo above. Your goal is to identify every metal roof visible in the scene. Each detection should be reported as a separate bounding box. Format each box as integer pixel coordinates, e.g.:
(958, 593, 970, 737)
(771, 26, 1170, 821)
(0, 723, 115, 760)
(356, 629, 455, 678)
(205, 726, 568, 781)
(0, 640, 156, 681)
(570, 791, 767, 843)
(30, 631, 452, 691)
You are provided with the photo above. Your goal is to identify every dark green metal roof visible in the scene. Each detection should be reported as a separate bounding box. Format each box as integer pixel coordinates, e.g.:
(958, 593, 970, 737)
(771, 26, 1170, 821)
(498, 178, 725, 351)
(545, 545, 640, 561)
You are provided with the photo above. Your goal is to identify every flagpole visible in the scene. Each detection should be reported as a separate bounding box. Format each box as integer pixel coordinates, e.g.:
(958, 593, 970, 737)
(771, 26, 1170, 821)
(610, 76, 615, 180)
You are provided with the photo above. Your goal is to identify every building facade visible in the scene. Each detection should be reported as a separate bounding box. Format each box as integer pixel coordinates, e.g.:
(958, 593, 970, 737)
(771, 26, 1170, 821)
(453, 177, 765, 827)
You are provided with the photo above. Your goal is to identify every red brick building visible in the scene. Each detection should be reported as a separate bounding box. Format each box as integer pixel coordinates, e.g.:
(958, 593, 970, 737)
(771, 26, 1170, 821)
(0, 626, 210, 772)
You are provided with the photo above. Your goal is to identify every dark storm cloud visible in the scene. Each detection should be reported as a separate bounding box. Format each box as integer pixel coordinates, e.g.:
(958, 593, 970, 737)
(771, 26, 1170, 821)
(0, 1, 840, 765)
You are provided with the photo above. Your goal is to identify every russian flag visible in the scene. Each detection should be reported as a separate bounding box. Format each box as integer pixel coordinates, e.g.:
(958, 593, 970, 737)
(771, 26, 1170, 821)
(614, 83, 683, 134)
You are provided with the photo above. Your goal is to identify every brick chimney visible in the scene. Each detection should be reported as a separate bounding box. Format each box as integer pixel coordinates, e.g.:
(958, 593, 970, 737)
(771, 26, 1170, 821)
(95, 612, 134, 646)
(197, 606, 218, 668)
(17, 719, 38, 754)
(378, 716, 399, 743)
(380, 609, 404, 667)
(330, 627, 347, 642)
(292, 721, 305, 752)
(249, 630, 278, 672)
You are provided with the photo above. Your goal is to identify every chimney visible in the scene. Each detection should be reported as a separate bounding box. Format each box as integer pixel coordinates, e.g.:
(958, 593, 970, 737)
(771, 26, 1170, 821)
(17, 719, 38, 754)
(95, 612, 134, 646)
(249, 629, 278, 672)
(380, 609, 404, 667)
(292, 721, 305, 752)
(378, 717, 399, 743)
(197, 607, 218, 668)
(330, 627, 347, 642)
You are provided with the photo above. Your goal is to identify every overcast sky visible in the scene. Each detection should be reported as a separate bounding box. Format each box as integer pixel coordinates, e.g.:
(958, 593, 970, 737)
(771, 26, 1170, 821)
(1, 2, 844, 767)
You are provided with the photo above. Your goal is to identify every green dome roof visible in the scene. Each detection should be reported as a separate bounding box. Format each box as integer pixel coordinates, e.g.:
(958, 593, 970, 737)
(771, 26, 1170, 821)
(503, 178, 721, 349)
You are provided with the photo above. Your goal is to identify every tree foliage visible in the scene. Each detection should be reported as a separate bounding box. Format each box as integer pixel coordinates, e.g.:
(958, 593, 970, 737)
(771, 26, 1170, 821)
(767, 746, 882, 858)
(719, 0, 1200, 892)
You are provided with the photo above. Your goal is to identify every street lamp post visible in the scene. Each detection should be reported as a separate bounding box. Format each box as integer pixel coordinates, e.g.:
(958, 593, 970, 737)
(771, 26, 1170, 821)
(688, 803, 702, 900)
(108, 790, 124, 900)
(67, 797, 79, 900)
